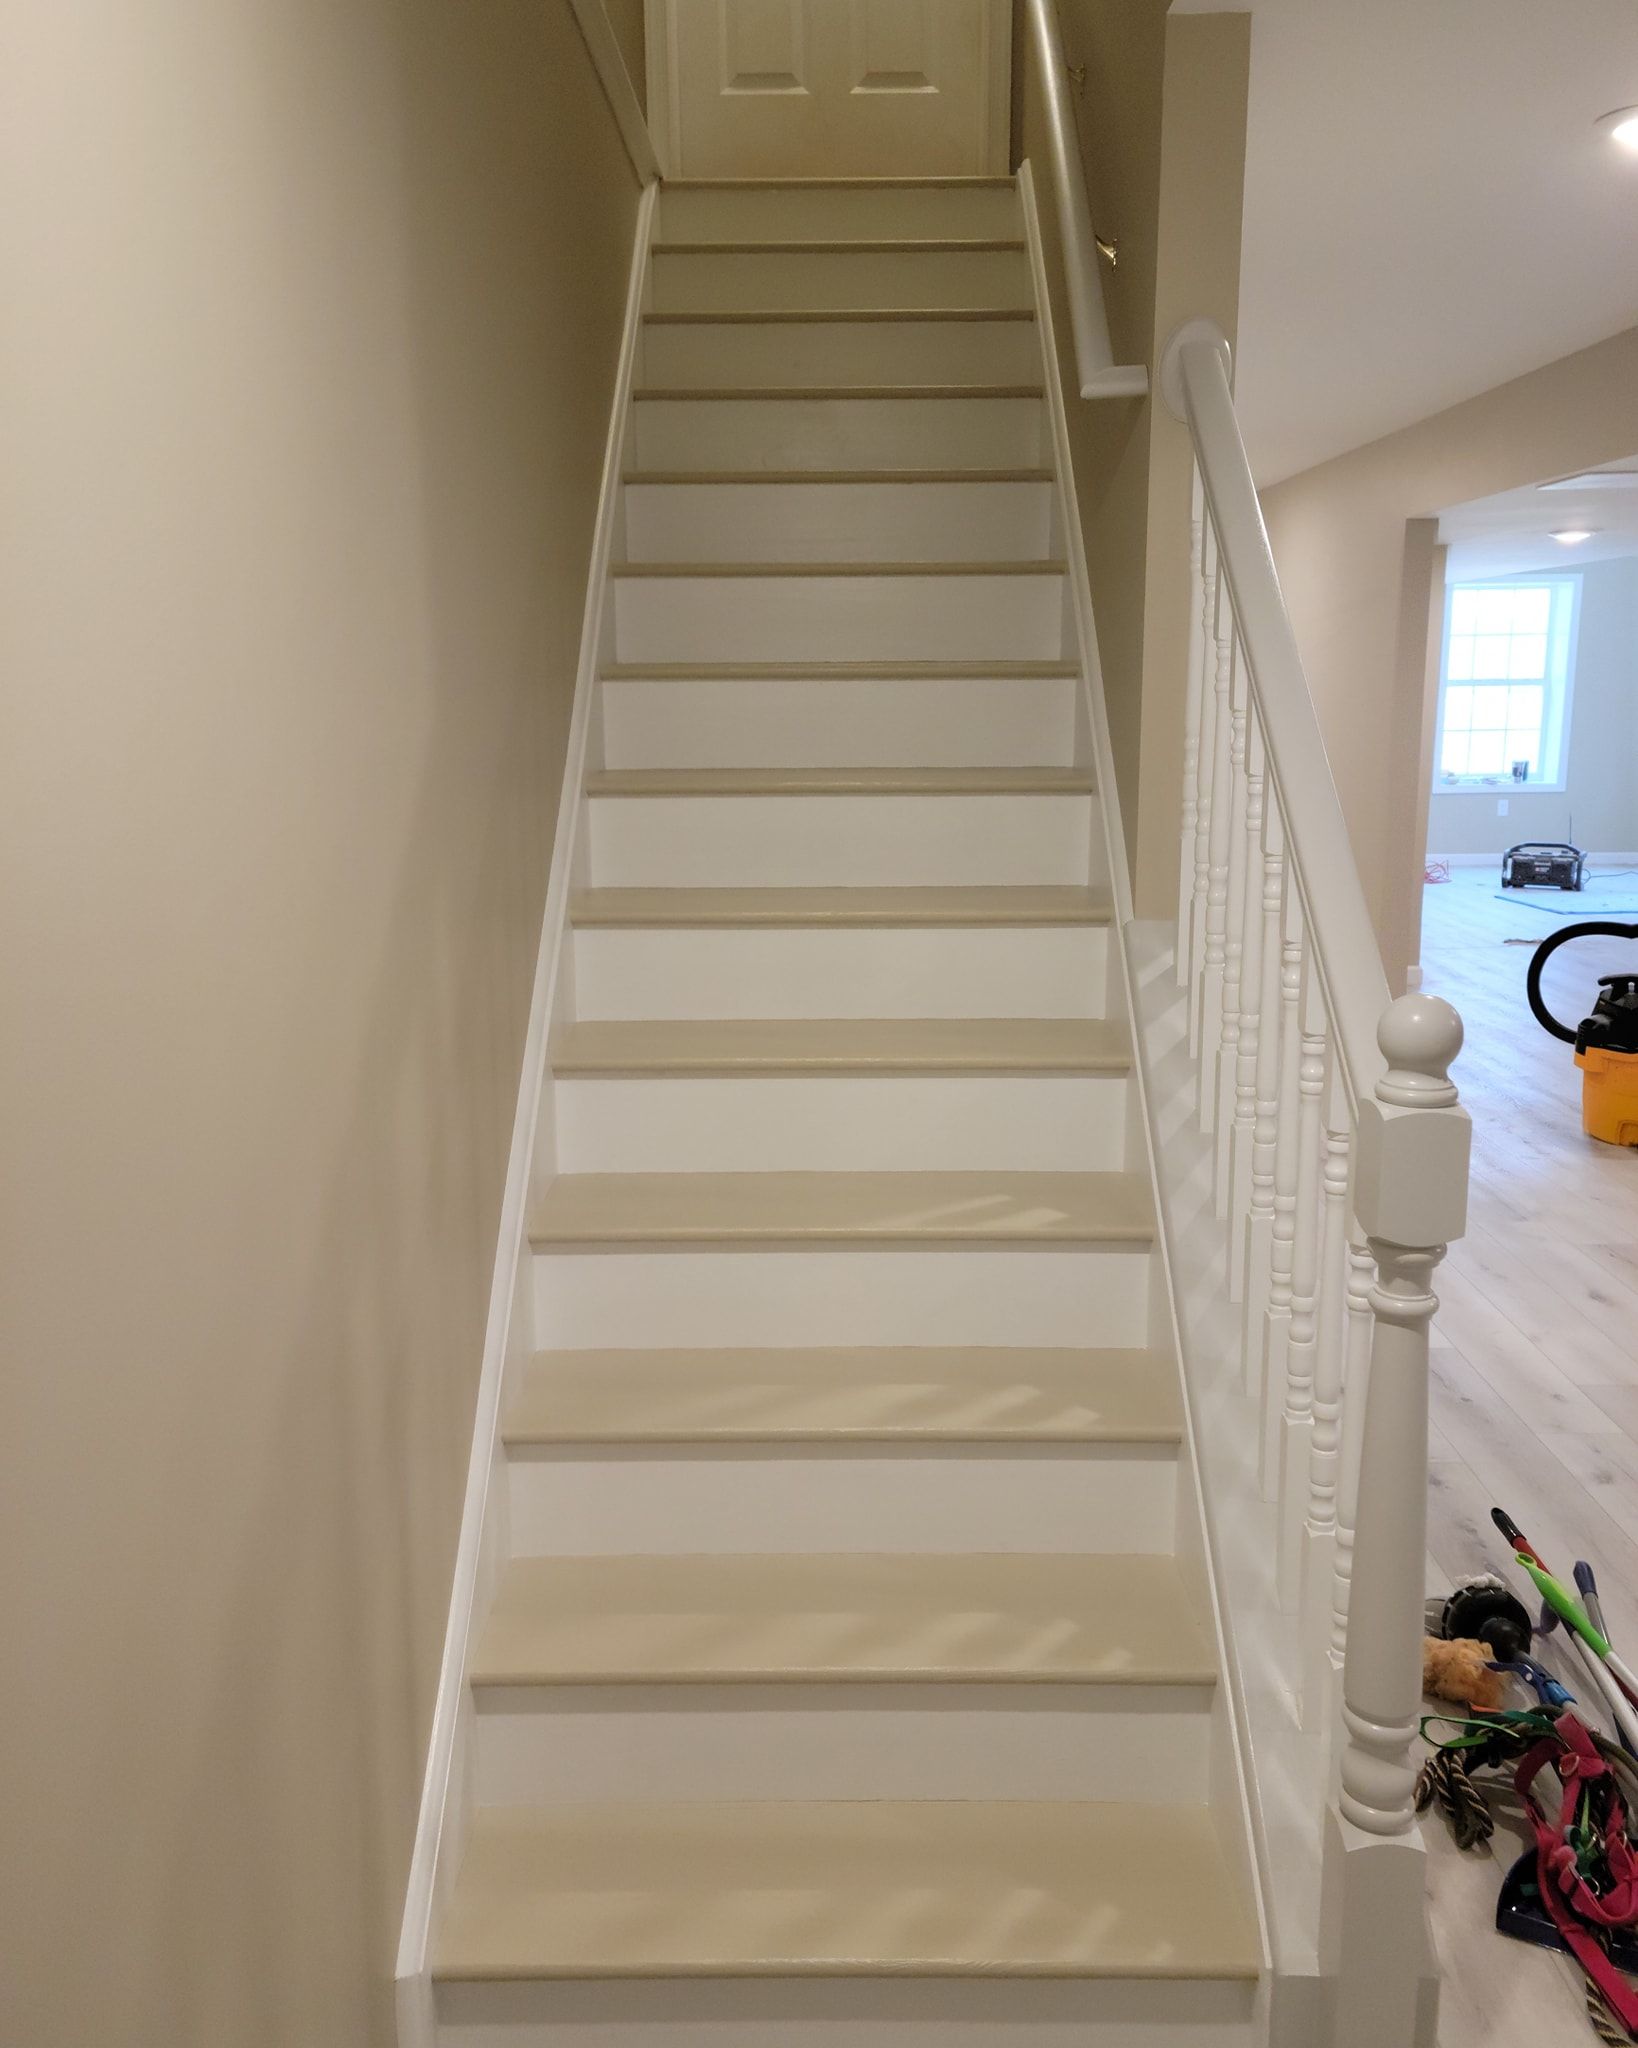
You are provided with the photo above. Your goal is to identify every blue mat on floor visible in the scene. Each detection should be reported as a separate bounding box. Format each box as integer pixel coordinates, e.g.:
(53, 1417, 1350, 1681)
(1494, 893, 1638, 917)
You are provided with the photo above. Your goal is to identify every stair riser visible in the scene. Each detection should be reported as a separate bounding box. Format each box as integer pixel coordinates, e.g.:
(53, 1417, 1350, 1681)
(570, 925, 1110, 1020)
(531, 1246, 1152, 1349)
(553, 1075, 1127, 1173)
(470, 1685, 1211, 1805)
(623, 480, 1054, 564)
(657, 185, 1022, 243)
(650, 248, 1031, 314)
(640, 319, 1039, 390)
(599, 675, 1077, 770)
(612, 573, 1065, 666)
(435, 1976, 1260, 2046)
(629, 396, 1043, 472)
(505, 1444, 1178, 1556)
(586, 792, 1093, 888)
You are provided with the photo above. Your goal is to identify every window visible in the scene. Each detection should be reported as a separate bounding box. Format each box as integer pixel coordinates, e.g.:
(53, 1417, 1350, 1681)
(1434, 577, 1579, 790)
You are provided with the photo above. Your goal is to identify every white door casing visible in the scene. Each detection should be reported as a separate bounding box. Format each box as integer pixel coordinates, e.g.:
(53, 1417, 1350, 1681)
(646, 0, 1013, 179)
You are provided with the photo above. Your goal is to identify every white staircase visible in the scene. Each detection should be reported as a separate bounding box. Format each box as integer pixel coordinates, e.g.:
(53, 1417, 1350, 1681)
(413, 176, 1264, 2048)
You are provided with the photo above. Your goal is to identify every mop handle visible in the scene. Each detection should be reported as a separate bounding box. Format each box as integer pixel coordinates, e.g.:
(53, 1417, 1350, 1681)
(1517, 1556, 1638, 1694)
(1576, 1560, 1610, 1643)
(1569, 1634, 1638, 1756)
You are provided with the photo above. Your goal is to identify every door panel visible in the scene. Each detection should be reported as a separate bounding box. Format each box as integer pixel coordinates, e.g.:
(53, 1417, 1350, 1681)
(720, 0, 807, 94)
(656, 0, 1011, 178)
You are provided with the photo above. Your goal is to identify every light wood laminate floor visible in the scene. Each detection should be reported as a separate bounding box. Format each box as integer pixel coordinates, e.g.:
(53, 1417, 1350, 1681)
(1418, 869, 1638, 2047)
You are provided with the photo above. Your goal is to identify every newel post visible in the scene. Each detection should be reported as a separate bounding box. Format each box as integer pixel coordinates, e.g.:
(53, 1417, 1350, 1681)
(1321, 994, 1469, 2048)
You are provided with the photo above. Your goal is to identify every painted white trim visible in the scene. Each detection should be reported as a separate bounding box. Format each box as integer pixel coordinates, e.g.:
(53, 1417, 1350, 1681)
(1017, 159, 1133, 928)
(981, 0, 1014, 176)
(568, 0, 661, 186)
(392, 178, 660, 2048)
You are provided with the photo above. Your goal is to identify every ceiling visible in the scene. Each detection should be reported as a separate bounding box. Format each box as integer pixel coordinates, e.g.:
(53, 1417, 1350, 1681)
(1440, 455, 1638, 579)
(1175, 0, 1638, 485)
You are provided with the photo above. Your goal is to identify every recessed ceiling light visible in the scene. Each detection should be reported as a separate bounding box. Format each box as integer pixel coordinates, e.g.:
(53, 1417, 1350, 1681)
(1551, 528, 1595, 545)
(1597, 106, 1638, 152)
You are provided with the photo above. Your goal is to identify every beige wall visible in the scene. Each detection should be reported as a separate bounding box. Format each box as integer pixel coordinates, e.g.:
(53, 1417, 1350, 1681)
(603, 0, 648, 109)
(1262, 326, 1638, 986)
(0, 4, 639, 2045)
(1138, 12, 1250, 916)
(1015, 6, 1248, 908)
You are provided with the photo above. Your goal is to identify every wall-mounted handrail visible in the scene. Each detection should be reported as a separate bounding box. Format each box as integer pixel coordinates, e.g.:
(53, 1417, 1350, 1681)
(1022, 0, 1148, 400)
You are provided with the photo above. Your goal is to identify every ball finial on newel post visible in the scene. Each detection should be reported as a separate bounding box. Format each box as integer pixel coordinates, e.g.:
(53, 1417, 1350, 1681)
(1375, 993, 1463, 1108)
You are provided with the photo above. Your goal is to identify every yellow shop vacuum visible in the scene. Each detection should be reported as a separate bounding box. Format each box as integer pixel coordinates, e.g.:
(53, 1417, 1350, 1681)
(1527, 921, 1638, 1146)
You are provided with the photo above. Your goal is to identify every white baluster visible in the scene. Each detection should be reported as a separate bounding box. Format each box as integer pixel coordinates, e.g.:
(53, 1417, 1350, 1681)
(1258, 877, 1304, 1488)
(1194, 576, 1234, 1122)
(1301, 1061, 1352, 1726)
(1327, 1220, 1376, 1696)
(1277, 962, 1328, 1606)
(1322, 994, 1468, 2048)
(1186, 520, 1219, 1043)
(1227, 709, 1265, 1293)
(1241, 789, 1284, 1390)
(1177, 475, 1206, 986)
(1214, 634, 1249, 1210)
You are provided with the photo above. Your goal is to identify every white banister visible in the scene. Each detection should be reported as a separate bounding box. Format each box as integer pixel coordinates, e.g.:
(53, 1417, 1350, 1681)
(1227, 710, 1265, 1289)
(1160, 316, 1472, 2046)
(1022, 0, 1148, 399)
(1214, 643, 1250, 1208)
(1187, 523, 1220, 1047)
(1160, 323, 1391, 1108)
(1177, 484, 1206, 983)
(1301, 1067, 1353, 1723)
(1197, 593, 1234, 1118)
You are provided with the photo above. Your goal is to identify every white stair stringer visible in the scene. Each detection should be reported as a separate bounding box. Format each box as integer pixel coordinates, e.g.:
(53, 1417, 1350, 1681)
(407, 172, 1268, 2048)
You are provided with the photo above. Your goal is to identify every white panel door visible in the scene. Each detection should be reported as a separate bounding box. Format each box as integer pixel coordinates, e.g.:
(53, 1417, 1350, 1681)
(652, 0, 1012, 178)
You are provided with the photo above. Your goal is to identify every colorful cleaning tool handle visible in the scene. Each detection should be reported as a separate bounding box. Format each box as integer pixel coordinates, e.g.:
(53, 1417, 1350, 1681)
(1575, 1561, 1609, 1642)
(1517, 1556, 1611, 1659)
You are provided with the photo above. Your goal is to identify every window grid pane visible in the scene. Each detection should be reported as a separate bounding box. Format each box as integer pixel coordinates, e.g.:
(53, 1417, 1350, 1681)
(1439, 583, 1559, 782)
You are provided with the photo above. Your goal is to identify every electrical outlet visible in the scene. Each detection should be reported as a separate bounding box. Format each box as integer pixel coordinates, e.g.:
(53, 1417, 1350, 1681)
(1498, 798, 1509, 816)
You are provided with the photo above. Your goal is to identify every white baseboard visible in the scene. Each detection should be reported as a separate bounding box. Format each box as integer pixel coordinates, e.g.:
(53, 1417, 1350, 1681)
(1016, 158, 1133, 929)
(392, 178, 659, 2048)
(1428, 850, 1638, 868)
(566, 0, 659, 185)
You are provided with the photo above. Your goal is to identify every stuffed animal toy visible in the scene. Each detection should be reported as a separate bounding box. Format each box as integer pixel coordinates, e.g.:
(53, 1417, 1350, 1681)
(1422, 1635, 1510, 1713)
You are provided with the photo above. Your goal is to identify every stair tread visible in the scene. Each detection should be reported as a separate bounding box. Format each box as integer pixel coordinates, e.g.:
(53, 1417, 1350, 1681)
(550, 1017, 1126, 1075)
(584, 767, 1093, 798)
(609, 559, 1064, 578)
(601, 661, 1071, 679)
(511, 1344, 1175, 1444)
(622, 471, 1055, 487)
(471, 1551, 1210, 1687)
(633, 384, 1044, 401)
(662, 177, 1018, 189)
(644, 308, 1036, 324)
(654, 238, 1026, 255)
(569, 885, 1110, 928)
(434, 1799, 1259, 1981)
(529, 1171, 1152, 1247)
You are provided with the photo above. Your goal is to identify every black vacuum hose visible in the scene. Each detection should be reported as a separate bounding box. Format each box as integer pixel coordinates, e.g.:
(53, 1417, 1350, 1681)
(1525, 923, 1638, 1044)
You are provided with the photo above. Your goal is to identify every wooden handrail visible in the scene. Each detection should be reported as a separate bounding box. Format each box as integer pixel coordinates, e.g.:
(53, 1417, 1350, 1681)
(1022, 0, 1147, 400)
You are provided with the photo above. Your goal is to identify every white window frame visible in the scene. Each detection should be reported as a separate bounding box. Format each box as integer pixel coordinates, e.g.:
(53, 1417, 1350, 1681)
(1431, 573, 1582, 795)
